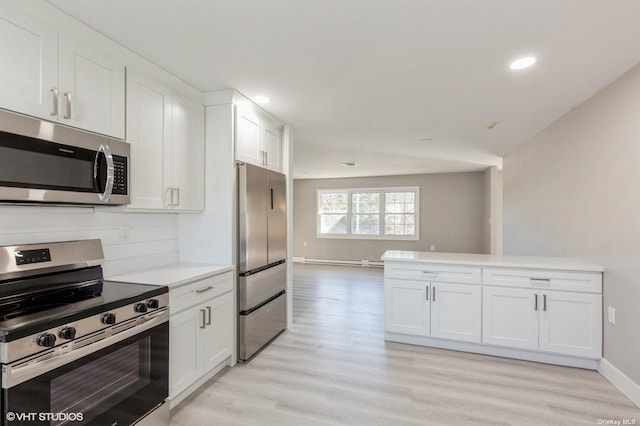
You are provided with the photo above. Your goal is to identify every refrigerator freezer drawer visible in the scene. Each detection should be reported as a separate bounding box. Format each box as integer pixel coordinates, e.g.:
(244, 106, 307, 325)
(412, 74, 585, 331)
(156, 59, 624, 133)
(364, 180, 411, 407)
(239, 262, 286, 312)
(239, 293, 286, 361)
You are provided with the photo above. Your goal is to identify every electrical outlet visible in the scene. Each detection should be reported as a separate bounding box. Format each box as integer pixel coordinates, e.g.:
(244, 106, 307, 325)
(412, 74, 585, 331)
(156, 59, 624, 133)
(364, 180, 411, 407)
(303, 241, 308, 247)
(608, 306, 616, 325)
(430, 245, 435, 251)
(119, 225, 131, 243)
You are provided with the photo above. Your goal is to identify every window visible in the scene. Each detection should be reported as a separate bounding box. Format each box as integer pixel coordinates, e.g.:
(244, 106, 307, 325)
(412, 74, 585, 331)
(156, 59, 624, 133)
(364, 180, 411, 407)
(317, 187, 419, 239)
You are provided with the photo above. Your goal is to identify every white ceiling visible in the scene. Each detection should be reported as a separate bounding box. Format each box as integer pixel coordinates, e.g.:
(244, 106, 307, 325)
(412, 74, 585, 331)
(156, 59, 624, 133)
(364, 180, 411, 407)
(46, 0, 640, 179)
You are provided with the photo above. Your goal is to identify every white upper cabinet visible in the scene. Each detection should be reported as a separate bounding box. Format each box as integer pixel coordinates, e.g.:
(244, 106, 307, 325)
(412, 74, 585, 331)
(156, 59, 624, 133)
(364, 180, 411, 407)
(58, 35, 125, 139)
(126, 70, 205, 212)
(0, 5, 125, 139)
(236, 105, 262, 166)
(263, 120, 283, 172)
(0, 4, 58, 120)
(126, 72, 172, 210)
(171, 94, 205, 211)
(235, 101, 283, 172)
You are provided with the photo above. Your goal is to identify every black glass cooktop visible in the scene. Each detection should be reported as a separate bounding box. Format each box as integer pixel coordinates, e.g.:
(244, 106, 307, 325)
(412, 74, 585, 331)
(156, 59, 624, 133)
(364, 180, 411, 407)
(0, 266, 167, 341)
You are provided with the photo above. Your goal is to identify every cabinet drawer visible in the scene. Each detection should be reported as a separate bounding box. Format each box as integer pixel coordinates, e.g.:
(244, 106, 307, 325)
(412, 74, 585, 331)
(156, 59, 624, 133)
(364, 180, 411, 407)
(384, 262, 481, 285)
(170, 272, 234, 314)
(483, 268, 602, 293)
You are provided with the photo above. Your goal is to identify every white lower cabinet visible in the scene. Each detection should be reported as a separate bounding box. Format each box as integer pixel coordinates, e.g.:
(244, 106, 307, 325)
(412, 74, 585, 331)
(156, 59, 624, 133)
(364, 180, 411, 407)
(169, 273, 234, 405)
(482, 286, 602, 358)
(384, 278, 481, 343)
(385, 279, 430, 336)
(383, 255, 603, 367)
(482, 286, 539, 350)
(430, 282, 481, 343)
(538, 290, 602, 358)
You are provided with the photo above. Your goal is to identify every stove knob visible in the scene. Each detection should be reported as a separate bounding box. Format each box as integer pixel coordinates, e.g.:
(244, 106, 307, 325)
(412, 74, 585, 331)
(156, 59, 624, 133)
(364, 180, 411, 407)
(59, 326, 77, 340)
(37, 333, 57, 348)
(147, 299, 160, 309)
(134, 303, 148, 313)
(102, 313, 116, 325)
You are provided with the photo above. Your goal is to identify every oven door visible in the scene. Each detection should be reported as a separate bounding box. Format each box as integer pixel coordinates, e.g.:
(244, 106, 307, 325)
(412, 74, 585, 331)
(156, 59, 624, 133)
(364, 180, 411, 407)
(1, 318, 168, 426)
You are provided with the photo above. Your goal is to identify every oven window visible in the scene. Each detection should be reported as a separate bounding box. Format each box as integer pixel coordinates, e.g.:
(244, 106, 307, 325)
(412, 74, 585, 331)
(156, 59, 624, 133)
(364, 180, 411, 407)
(49, 338, 151, 425)
(0, 146, 93, 190)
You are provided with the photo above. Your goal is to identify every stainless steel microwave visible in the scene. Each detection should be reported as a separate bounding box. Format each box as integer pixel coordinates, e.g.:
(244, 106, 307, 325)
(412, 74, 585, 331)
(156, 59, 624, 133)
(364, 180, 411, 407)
(0, 109, 129, 205)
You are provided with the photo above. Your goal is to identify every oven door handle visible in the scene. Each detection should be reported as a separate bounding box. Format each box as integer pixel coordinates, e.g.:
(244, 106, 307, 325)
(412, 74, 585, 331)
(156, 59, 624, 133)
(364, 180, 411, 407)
(3, 308, 169, 389)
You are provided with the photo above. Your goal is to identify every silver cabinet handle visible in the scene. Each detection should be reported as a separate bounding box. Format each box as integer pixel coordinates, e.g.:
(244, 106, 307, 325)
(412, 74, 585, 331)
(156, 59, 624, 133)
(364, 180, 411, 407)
(260, 150, 266, 166)
(432, 286, 436, 302)
(543, 294, 547, 311)
(173, 187, 180, 207)
(206, 306, 212, 325)
(425, 286, 429, 301)
(63, 92, 72, 119)
(196, 286, 213, 294)
(50, 88, 58, 116)
(164, 187, 173, 207)
(534, 293, 538, 311)
(200, 309, 206, 329)
(530, 278, 550, 284)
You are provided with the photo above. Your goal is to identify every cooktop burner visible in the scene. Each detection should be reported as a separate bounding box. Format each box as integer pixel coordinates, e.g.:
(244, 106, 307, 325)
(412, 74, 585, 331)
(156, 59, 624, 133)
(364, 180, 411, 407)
(1, 302, 71, 321)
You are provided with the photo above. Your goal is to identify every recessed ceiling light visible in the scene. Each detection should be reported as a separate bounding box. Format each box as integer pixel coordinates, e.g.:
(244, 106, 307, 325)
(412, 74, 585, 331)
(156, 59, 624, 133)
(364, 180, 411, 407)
(510, 56, 536, 70)
(418, 138, 433, 142)
(253, 95, 271, 104)
(341, 162, 357, 167)
(485, 122, 498, 129)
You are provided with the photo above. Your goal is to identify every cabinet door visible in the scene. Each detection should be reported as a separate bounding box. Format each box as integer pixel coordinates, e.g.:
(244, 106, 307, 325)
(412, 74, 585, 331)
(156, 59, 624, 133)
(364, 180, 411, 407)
(201, 292, 233, 373)
(482, 286, 538, 350)
(539, 291, 602, 358)
(431, 283, 481, 343)
(263, 124, 282, 172)
(171, 94, 205, 211)
(0, 4, 58, 120)
(384, 279, 430, 336)
(235, 104, 262, 166)
(169, 307, 203, 400)
(126, 71, 172, 210)
(58, 35, 125, 138)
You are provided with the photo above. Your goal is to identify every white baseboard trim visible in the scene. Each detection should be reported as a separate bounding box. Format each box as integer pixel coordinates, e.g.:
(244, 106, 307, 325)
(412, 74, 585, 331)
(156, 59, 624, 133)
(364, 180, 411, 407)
(385, 332, 600, 370)
(598, 358, 640, 408)
(293, 256, 384, 267)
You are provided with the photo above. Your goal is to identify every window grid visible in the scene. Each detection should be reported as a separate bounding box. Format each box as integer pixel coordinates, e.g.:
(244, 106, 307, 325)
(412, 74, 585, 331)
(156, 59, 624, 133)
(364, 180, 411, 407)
(317, 188, 418, 240)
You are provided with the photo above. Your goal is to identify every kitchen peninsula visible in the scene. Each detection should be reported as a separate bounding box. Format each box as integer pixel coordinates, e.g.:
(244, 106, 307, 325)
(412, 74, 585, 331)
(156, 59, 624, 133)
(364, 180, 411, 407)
(381, 250, 604, 369)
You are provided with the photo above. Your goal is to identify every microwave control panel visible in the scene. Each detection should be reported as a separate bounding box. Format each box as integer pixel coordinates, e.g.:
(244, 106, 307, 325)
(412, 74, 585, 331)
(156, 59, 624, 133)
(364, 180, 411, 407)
(112, 156, 128, 195)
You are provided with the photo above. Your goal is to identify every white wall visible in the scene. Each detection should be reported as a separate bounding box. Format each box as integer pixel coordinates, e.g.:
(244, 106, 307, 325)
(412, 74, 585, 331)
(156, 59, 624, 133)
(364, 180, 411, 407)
(503, 63, 640, 386)
(0, 206, 178, 277)
(293, 172, 487, 261)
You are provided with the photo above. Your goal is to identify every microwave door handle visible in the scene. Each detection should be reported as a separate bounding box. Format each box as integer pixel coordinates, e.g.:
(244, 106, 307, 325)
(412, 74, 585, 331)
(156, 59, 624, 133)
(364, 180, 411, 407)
(95, 144, 114, 203)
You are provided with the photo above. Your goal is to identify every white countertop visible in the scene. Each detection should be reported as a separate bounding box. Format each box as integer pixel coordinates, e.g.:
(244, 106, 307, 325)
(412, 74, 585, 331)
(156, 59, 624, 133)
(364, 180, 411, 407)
(381, 250, 604, 272)
(107, 262, 234, 288)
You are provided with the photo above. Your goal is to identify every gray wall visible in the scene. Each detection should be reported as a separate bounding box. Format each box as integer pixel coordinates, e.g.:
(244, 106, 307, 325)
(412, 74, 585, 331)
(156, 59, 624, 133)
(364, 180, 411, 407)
(503, 63, 640, 384)
(293, 172, 486, 261)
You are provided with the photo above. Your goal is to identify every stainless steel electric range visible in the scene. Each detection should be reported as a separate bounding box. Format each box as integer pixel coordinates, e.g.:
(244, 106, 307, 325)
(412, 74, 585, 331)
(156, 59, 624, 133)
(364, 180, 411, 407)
(0, 239, 169, 426)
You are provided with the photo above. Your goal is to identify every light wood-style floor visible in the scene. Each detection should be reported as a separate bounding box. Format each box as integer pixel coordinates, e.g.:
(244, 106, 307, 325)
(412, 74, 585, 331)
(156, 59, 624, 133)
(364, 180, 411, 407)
(170, 264, 640, 425)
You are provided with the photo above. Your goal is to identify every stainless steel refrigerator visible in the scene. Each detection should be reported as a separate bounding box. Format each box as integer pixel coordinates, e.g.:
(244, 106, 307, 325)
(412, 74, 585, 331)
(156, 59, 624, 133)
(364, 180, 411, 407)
(237, 163, 287, 361)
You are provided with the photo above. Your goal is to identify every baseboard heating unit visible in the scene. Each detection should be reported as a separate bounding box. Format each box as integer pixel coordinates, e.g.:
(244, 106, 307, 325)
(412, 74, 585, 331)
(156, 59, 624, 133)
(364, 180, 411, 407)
(292, 257, 383, 267)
